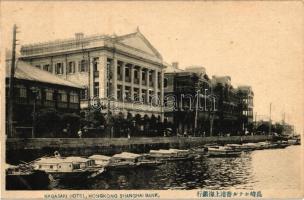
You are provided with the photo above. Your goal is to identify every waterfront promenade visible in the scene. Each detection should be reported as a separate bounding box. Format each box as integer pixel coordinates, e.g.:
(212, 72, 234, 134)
(6, 135, 273, 163)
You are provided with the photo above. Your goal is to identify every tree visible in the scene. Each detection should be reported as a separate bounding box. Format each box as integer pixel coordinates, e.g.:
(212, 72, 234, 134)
(36, 108, 61, 137)
(61, 113, 81, 137)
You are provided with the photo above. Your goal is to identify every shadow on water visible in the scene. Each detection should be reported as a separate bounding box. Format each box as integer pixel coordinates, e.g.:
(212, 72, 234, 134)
(54, 152, 255, 190)
(8, 146, 301, 190)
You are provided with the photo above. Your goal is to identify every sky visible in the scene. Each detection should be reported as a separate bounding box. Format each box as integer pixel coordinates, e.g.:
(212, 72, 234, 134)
(1, 1, 303, 133)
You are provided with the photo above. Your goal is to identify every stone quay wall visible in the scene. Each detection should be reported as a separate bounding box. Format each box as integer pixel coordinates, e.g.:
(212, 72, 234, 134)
(6, 135, 273, 164)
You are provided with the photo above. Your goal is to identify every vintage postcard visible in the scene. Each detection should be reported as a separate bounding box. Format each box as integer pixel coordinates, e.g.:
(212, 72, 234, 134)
(1, 1, 303, 200)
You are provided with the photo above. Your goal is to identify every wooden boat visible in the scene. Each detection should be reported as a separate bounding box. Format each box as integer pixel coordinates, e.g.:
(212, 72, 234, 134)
(207, 146, 242, 157)
(240, 143, 259, 151)
(288, 139, 300, 145)
(88, 155, 111, 166)
(191, 147, 206, 154)
(109, 152, 162, 169)
(268, 141, 289, 149)
(225, 144, 244, 151)
(148, 149, 194, 161)
(255, 142, 271, 150)
(6, 163, 49, 190)
(32, 152, 105, 181)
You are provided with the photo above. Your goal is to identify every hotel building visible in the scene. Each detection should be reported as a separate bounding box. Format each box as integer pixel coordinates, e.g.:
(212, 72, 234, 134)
(19, 29, 165, 119)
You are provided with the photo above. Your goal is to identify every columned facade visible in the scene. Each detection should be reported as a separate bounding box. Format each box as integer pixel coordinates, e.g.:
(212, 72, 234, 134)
(19, 31, 165, 119)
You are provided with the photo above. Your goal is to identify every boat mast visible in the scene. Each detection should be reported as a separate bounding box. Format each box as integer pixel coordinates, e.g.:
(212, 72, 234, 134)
(268, 103, 272, 135)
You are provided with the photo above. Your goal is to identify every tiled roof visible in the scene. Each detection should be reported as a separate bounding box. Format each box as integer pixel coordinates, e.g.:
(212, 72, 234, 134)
(6, 60, 83, 89)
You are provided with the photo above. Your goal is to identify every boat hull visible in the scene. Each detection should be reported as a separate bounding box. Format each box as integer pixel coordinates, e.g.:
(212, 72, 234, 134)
(6, 170, 50, 190)
(207, 151, 242, 157)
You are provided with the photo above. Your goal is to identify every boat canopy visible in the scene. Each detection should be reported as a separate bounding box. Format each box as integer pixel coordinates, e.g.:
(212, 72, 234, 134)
(35, 156, 92, 164)
(89, 155, 111, 160)
(112, 152, 143, 159)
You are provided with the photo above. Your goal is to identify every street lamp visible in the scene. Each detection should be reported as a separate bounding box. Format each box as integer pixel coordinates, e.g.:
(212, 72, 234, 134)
(30, 86, 39, 138)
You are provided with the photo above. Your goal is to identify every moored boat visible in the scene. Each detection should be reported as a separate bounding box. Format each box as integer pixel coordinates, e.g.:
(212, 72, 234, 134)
(88, 155, 111, 166)
(6, 163, 50, 190)
(225, 144, 244, 151)
(287, 139, 299, 145)
(148, 149, 194, 161)
(32, 152, 105, 181)
(240, 143, 259, 151)
(207, 146, 242, 157)
(108, 152, 161, 169)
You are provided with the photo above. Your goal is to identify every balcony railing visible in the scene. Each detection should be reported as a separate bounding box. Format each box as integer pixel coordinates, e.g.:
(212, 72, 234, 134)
(80, 98, 162, 112)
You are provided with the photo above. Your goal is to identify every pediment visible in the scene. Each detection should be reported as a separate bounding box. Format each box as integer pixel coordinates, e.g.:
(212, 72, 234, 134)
(117, 31, 162, 59)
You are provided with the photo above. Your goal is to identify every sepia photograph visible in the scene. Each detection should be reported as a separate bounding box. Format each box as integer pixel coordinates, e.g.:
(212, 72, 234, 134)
(1, 1, 303, 199)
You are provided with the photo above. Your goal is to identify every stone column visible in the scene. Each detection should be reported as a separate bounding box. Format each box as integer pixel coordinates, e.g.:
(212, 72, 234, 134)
(89, 57, 94, 99)
(122, 62, 126, 101)
(98, 55, 107, 99)
(131, 64, 135, 101)
(160, 70, 164, 121)
(146, 69, 150, 103)
(139, 67, 142, 102)
(111, 58, 117, 100)
(153, 70, 158, 104)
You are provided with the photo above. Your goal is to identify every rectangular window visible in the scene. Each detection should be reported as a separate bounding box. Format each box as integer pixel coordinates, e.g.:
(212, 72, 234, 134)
(94, 82, 99, 97)
(149, 71, 153, 82)
(67, 61, 75, 74)
(58, 90, 67, 102)
(142, 71, 146, 80)
(79, 60, 88, 72)
(19, 87, 27, 98)
(93, 58, 99, 72)
(80, 88, 88, 100)
(45, 89, 54, 101)
(125, 67, 130, 77)
(35, 65, 41, 69)
(55, 63, 63, 74)
(43, 64, 51, 72)
(70, 92, 79, 103)
(134, 70, 138, 79)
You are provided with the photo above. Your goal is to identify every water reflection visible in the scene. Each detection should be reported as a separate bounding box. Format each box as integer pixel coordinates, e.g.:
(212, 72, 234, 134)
(53, 146, 300, 190)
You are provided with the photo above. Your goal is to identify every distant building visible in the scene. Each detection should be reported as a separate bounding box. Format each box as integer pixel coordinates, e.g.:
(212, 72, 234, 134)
(19, 29, 165, 119)
(164, 68, 255, 136)
(6, 60, 83, 137)
(164, 65, 213, 135)
(211, 76, 241, 134)
(237, 85, 254, 132)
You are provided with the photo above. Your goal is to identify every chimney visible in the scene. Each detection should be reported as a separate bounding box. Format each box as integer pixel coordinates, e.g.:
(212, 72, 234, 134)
(75, 32, 84, 40)
(172, 62, 179, 69)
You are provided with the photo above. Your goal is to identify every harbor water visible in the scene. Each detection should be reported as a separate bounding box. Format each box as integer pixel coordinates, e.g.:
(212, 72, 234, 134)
(51, 145, 301, 190)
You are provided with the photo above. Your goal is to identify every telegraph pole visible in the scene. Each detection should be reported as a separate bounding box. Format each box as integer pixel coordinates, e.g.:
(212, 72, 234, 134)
(194, 89, 199, 137)
(8, 24, 18, 138)
(268, 103, 272, 135)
